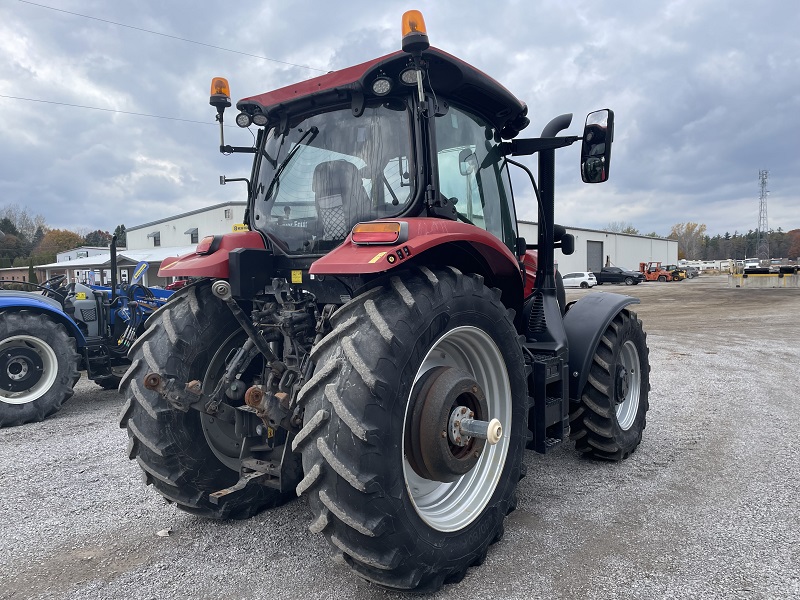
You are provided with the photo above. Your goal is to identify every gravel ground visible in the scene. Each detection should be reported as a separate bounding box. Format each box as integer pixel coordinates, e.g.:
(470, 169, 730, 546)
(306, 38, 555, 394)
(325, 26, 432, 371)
(1, 275, 798, 599)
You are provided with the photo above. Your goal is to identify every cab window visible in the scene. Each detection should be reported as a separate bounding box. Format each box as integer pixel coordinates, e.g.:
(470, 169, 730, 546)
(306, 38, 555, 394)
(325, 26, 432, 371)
(434, 105, 517, 251)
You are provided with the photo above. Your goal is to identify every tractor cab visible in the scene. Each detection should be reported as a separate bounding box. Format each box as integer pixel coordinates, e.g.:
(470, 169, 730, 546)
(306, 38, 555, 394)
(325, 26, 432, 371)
(212, 42, 531, 259)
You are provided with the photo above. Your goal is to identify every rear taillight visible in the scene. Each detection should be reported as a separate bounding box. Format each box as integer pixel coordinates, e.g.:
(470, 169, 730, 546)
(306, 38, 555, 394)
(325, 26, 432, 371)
(195, 235, 218, 255)
(351, 222, 404, 245)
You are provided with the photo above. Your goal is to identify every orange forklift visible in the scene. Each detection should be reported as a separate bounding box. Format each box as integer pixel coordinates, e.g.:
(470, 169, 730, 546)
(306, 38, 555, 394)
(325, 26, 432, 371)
(639, 261, 674, 282)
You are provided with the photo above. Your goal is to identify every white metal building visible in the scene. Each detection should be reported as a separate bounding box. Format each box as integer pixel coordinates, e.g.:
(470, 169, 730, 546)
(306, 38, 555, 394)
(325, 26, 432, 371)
(517, 220, 678, 274)
(126, 201, 247, 250)
(57, 246, 114, 262)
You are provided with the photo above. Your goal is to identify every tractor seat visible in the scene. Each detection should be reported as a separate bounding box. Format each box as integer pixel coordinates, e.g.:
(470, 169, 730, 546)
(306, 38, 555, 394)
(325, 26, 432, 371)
(312, 160, 371, 240)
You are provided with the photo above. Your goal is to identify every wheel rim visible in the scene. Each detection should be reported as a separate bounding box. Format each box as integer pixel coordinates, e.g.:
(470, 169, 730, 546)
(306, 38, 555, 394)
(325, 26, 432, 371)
(403, 326, 511, 532)
(615, 339, 641, 430)
(0, 335, 59, 405)
(200, 328, 253, 471)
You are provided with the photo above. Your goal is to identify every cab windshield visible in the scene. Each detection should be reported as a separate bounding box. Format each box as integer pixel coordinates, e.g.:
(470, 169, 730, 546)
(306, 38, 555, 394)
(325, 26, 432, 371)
(252, 100, 415, 254)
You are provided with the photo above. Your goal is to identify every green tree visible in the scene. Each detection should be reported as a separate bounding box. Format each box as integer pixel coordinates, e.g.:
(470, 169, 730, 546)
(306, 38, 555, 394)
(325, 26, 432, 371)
(84, 230, 113, 247)
(28, 259, 38, 284)
(0, 231, 25, 263)
(114, 224, 127, 247)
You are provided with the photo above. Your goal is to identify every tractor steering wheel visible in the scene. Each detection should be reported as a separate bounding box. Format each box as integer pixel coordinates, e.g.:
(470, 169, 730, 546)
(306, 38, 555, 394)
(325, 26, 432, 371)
(42, 274, 67, 288)
(41, 274, 68, 300)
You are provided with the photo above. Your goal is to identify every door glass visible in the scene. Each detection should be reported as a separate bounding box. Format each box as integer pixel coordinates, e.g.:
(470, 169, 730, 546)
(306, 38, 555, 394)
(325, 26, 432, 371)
(435, 106, 517, 250)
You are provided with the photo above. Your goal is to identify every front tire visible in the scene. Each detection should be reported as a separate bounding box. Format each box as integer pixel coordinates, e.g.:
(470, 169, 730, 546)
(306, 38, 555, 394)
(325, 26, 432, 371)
(569, 308, 650, 460)
(119, 284, 291, 518)
(624, 277, 634, 285)
(0, 311, 80, 427)
(295, 267, 527, 593)
(657, 275, 666, 282)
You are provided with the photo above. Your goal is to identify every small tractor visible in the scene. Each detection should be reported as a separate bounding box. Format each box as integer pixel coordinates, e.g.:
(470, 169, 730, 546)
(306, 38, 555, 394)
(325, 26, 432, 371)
(0, 238, 171, 427)
(662, 264, 687, 281)
(120, 12, 650, 593)
(639, 261, 674, 282)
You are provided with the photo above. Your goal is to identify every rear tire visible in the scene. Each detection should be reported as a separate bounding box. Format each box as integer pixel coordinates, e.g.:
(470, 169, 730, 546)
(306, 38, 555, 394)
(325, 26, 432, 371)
(624, 277, 634, 285)
(119, 284, 291, 519)
(0, 312, 80, 427)
(580, 281, 589, 289)
(295, 267, 527, 593)
(569, 308, 650, 460)
(657, 275, 666, 282)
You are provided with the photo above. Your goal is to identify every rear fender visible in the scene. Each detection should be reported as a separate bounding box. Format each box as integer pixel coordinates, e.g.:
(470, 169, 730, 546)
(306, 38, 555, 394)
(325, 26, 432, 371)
(562, 292, 640, 401)
(0, 294, 87, 347)
(310, 218, 521, 278)
(158, 232, 267, 279)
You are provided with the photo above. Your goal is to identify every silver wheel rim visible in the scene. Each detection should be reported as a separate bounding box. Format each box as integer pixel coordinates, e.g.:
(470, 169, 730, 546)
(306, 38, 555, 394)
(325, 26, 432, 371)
(403, 326, 511, 532)
(0, 335, 59, 405)
(616, 339, 641, 430)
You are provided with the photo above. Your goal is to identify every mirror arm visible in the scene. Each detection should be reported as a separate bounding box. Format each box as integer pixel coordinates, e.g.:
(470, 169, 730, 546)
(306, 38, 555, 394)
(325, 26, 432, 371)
(503, 136, 580, 156)
(220, 146, 258, 154)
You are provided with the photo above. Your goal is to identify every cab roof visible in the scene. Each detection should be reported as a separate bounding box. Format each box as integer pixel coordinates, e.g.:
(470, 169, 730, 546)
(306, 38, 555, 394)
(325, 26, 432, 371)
(237, 47, 529, 138)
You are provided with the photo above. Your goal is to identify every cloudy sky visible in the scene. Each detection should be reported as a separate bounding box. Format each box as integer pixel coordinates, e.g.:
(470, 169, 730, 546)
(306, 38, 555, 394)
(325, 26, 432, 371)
(2, 0, 799, 238)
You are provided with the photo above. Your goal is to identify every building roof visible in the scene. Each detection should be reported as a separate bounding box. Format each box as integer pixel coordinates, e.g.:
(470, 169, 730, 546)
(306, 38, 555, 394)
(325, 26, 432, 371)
(517, 220, 672, 241)
(37, 246, 197, 269)
(126, 201, 247, 232)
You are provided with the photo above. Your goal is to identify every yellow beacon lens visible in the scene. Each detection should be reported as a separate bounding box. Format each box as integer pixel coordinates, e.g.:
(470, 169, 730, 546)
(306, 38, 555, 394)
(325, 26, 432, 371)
(210, 77, 230, 97)
(402, 10, 427, 37)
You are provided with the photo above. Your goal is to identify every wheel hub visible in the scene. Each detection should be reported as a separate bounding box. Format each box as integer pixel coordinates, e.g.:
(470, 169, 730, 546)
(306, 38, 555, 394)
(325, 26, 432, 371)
(615, 364, 629, 404)
(1, 347, 44, 392)
(405, 366, 490, 483)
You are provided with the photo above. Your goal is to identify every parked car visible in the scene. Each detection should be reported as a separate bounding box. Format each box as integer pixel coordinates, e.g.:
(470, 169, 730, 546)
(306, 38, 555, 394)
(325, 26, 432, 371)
(562, 271, 597, 288)
(684, 266, 700, 278)
(593, 266, 645, 285)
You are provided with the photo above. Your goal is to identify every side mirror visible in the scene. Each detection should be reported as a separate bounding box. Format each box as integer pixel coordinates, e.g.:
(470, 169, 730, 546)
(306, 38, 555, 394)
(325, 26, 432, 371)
(580, 109, 614, 183)
(560, 233, 575, 255)
(458, 148, 478, 176)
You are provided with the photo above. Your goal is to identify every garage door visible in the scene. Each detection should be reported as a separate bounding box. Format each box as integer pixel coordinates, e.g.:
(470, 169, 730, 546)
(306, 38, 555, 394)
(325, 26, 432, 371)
(587, 241, 603, 272)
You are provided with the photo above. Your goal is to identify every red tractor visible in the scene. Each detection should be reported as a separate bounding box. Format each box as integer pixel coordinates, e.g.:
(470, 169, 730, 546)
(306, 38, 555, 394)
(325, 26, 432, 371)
(120, 11, 650, 593)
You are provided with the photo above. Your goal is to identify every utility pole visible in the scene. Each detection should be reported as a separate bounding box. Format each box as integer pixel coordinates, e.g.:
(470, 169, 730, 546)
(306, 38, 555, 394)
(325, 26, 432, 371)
(756, 169, 770, 262)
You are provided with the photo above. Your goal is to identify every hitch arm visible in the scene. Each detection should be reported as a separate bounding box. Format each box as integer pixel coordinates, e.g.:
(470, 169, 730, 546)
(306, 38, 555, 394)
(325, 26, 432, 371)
(211, 280, 278, 363)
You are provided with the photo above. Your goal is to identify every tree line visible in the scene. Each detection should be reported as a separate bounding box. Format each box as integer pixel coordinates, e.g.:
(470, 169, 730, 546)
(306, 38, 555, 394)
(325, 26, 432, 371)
(605, 221, 800, 261)
(0, 205, 126, 269)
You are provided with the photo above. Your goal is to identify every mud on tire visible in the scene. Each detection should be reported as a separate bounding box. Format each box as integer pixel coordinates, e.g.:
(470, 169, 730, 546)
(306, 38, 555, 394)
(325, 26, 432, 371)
(118, 284, 291, 519)
(0, 311, 80, 427)
(294, 267, 528, 593)
(569, 308, 650, 460)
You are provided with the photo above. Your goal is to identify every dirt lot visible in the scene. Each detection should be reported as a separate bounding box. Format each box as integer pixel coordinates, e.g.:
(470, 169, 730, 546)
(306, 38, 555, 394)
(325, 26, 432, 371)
(0, 275, 797, 599)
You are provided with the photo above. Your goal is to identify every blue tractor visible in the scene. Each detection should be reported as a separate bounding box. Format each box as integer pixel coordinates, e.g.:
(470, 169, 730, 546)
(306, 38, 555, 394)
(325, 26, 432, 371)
(0, 243, 171, 427)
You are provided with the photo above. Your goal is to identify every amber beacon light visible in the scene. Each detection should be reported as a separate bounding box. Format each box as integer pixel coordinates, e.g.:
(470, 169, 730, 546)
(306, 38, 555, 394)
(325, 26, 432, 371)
(209, 77, 231, 111)
(401, 10, 429, 53)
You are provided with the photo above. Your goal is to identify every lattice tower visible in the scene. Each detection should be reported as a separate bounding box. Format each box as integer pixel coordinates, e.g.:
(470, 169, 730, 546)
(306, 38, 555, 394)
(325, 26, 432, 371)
(756, 169, 769, 261)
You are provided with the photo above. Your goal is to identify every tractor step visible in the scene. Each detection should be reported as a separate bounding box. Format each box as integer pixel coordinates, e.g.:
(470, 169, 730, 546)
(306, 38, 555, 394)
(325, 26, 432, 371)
(543, 437, 562, 451)
(527, 353, 569, 454)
